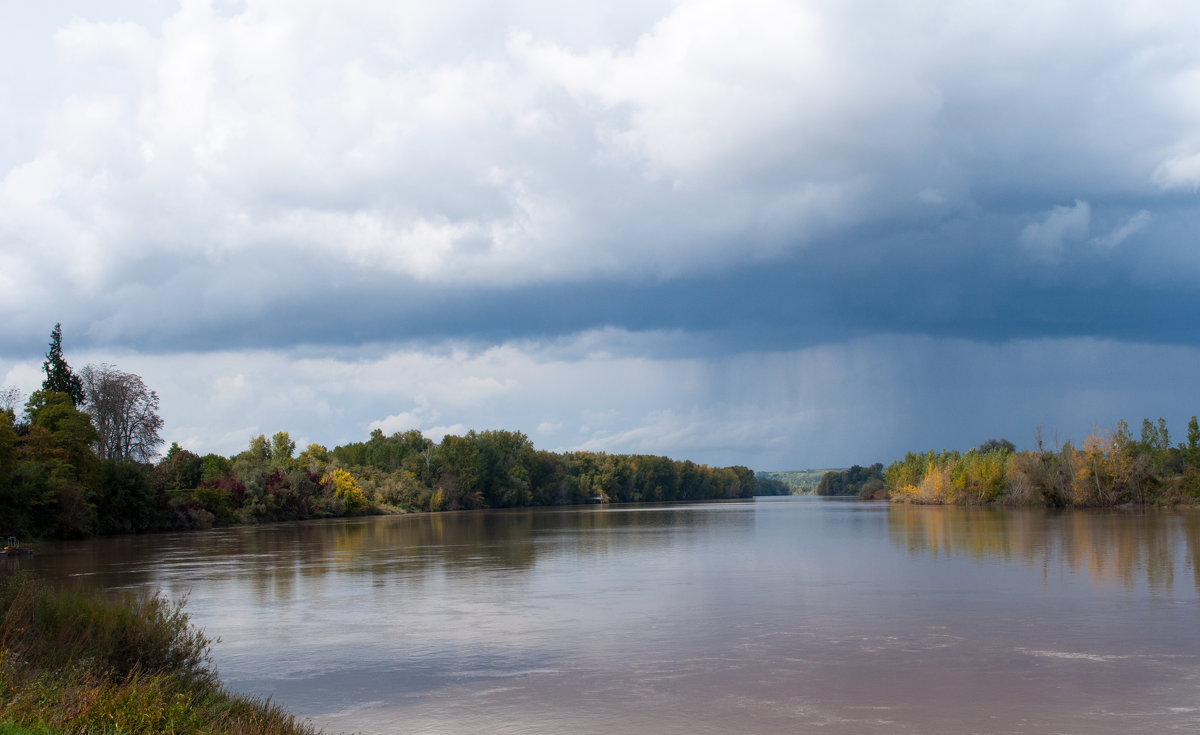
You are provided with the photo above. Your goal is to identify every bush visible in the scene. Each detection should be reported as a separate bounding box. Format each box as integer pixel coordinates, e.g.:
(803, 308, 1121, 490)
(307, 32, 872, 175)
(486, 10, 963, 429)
(0, 577, 215, 687)
(0, 577, 317, 735)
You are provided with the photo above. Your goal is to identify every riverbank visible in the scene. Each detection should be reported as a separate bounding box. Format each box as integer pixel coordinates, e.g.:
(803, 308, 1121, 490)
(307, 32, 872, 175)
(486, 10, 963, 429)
(884, 420, 1200, 507)
(0, 577, 317, 735)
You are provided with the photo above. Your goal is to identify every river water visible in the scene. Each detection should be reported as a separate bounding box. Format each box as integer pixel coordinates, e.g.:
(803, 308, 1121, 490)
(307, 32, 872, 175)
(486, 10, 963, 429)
(9, 497, 1200, 734)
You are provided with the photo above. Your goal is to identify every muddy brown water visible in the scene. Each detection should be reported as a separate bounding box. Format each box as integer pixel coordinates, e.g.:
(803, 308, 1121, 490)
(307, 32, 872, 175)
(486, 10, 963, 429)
(11, 497, 1200, 734)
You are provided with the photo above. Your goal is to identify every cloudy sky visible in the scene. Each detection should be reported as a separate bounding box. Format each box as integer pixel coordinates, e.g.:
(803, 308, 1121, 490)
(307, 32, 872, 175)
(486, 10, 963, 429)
(3, 0, 1200, 470)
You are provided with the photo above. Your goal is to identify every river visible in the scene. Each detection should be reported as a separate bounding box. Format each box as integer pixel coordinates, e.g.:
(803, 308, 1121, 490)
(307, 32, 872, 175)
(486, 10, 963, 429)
(9, 497, 1200, 734)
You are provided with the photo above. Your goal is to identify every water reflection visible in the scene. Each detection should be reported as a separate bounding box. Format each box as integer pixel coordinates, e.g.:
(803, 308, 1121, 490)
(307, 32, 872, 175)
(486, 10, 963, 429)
(888, 504, 1200, 595)
(23, 502, 755, 602)
(10, 499, 1200, 735)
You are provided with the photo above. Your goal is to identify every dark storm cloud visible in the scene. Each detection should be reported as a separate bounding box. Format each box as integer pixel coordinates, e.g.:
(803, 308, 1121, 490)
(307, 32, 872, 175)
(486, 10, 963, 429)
(10, 198, 1195, 360)
(4, 1, 1200, 467)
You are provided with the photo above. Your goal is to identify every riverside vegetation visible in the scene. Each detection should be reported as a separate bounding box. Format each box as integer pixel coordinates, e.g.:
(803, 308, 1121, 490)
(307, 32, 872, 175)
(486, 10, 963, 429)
(883, 422, 1200, 506)
(1, 325, 775, 541)
(0, 576, 316, 734)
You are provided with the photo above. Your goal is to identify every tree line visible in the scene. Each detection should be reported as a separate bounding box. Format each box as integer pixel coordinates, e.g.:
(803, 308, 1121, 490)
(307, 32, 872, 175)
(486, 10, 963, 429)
(816, 463, 886, 499)
(883, 424, 1200, 506)
(1, 325, 778, 539)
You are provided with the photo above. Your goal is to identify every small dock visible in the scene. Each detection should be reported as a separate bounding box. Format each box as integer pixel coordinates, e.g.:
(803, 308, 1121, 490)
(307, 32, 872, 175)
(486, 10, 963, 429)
(3, 536, 33, 557)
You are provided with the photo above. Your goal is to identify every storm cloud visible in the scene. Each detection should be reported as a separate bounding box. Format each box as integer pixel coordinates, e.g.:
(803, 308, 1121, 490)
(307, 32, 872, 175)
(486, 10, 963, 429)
(3, 1, 1200, 467)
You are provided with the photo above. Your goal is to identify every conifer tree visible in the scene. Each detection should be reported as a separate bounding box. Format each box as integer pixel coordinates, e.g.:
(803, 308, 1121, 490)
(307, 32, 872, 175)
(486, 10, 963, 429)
(42, 323, 84, 406)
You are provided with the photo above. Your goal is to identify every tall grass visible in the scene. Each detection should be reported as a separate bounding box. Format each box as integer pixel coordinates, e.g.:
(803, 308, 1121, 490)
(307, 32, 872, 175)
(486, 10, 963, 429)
(0, 576, 320, 735)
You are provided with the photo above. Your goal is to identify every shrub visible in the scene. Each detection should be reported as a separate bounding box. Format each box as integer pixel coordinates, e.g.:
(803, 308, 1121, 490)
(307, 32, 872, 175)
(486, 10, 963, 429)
(0, 577, 316, 735)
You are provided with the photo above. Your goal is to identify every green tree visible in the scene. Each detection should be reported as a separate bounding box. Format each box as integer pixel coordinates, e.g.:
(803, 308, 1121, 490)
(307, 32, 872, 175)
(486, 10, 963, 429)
(976, 438, 1016, 453)
(199, 453, 232, 484)
(1186, 416, 1200, 469)
(271, 432, 295, 461)
(10, 391, 100, 536)
(247, 434, 272, 462)
(296, 443, 329, 473)
(25, 390, 99, 469)
(160, 445, 203, 489)
(0, 409, 16, 495)
(41, 323, 84, 406)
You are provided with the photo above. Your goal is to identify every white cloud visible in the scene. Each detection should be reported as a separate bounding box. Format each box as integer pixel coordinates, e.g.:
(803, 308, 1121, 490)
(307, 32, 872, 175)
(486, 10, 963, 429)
(5, 329, 1200, 469)
(1091, 209, 1152, 248)
(1019, 200, 1091, 260)
(1153, 152, 1200, 191)
(6, 0, 1200, 334)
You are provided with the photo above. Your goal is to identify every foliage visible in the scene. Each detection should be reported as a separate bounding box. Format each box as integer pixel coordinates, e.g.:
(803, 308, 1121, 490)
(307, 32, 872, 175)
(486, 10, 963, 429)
(92, 460, 168, 535)
(816, 463, 884, 497)
(160, 444, 204, 490)
(754, 470, 826, 494)
(270, 432, 296, 469)
(3, 392, 99, 537)
(0, 577, 316, 735)
(884, 416, 1200, 507)
(295, 443, 329, 474)
(754, 475, 792, 495)
(199, 453, 232, 485)
(0, 333, 785, 536)
(324, 469, 366, 513)
(40, 324, 83, 407)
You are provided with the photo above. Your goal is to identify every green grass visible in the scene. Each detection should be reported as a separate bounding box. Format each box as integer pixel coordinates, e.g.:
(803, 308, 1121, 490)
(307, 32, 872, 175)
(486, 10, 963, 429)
(0, 721, 64, 735)
(0, 576, 319, 735)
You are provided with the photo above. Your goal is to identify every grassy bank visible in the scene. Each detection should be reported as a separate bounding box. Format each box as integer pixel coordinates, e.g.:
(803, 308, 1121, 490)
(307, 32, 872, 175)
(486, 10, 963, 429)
(0, 577, 318, 735)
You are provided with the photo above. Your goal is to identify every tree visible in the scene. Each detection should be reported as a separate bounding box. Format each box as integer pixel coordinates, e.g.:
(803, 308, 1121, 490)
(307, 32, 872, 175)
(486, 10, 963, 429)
(247, 434, 272, 463)
(41, 324, 85, 406)
(12, 390, 100, 536)
(1186, 416, 1200, 469)
(270, 432, 296, 467)
(324, 468, 366, 513)
(976, 438, 1016, 454)
(159, 443, 203, 489)
(79, 364, 164, 463)
(0, 386, 22, 419)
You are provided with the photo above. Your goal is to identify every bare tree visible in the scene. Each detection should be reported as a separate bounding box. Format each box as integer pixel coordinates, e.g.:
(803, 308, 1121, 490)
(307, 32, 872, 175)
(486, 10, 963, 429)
(0, 385, 22, 417)
(79, 364, 165, 463)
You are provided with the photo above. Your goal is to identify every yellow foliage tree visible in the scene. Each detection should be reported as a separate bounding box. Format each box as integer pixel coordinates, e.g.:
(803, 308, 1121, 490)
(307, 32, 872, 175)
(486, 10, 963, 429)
(1071, 430, 1115, 505)
(324, 468, 366, 513)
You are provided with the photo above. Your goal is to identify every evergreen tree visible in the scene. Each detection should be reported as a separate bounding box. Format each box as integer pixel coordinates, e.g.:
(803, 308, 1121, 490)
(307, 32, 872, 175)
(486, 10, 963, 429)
(41, 323, 84, 406)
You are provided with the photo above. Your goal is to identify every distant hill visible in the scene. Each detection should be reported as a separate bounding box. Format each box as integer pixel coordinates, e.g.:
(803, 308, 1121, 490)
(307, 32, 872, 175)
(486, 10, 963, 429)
(757, 469, 843, 495)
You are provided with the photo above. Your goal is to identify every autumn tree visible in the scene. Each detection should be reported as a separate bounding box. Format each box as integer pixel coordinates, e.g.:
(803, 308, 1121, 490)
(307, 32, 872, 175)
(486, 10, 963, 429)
(41, 323, 84, 406)
(324, 468, 366, 512)
(79, 364, 164, 463)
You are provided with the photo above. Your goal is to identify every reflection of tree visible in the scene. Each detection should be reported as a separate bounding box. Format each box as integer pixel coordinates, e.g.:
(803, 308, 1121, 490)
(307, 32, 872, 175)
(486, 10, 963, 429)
(1183, 513, 1200, 596)
(29, 503, 755, 604)
(888, 505, 1198, 595)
